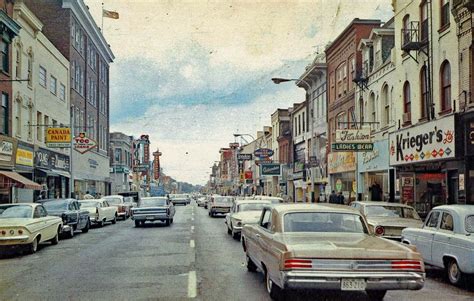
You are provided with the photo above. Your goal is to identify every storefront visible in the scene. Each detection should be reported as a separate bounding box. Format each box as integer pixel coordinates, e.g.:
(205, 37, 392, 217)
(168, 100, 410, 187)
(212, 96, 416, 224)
(72, 150, 109, 199)
(34, 147, 70, 199)
(328, 152, 356, 202)
(357, 139, 393, 201)
(14, 142, 35, 202)
(389, 114, 461, 218)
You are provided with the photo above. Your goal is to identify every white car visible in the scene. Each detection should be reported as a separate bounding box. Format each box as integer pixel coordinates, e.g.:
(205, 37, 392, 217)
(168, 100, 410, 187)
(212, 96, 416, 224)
(0, 203, 63, 254)
(102, 195, 131, 219)
(225, 200, 271, 239)
(79, 199, 118, 227)
(252, 196, 284, 204)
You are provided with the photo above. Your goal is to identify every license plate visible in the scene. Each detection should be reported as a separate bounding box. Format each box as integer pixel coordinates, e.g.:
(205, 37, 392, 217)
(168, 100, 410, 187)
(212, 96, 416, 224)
(146, 216, 155, 220)
(341, 279, 366, 291)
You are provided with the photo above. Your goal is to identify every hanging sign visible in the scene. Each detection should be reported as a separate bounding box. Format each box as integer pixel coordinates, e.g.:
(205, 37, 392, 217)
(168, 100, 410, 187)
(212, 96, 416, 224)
(335, 128, 371, 143)
(73, 133, 97, 154)
(254, 148, 274, 158)
(46, 127, 71, 148)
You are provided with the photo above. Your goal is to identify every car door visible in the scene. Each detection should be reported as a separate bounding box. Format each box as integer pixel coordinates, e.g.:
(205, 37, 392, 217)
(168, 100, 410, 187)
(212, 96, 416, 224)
(103, 201, 112, 220)
(416, 210, 441, 264)
(74, 201, 87, 229)
(37, 205, 54, 240)
(68, 201, 79, 225)
(168, 199, 175, 217)
(431, 211, 455, 268)
(258, 210, 279, 279)
(254, 209, 273, 268)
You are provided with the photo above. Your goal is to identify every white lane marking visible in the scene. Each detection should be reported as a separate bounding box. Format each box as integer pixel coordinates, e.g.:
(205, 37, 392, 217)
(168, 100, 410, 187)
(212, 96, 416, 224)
(190, 239, 195, 248)
(191, 225, 194, 232)
(191, 217, 194, 221)
(188, 271, 197, 298)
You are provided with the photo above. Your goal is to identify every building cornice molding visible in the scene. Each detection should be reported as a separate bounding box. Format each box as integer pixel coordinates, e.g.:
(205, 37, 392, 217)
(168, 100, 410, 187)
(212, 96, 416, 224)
(13, 2, 43, 34)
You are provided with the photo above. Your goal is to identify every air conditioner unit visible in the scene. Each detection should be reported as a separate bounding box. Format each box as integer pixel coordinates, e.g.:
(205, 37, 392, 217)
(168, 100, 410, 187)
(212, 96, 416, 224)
(402, 112, 411, 124)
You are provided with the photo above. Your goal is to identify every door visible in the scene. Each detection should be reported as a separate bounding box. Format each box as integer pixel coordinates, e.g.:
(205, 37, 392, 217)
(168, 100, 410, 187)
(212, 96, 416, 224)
(432, 211, 454, 268)
(447, 173, 458, 205)
(255, 209, 273, 268)
(103, 201, 114, 220)
(68, 201, 79, 225)
(75, 201, 87, 228)
(416, 210, 441, 264)
(38, 205, 54, 240)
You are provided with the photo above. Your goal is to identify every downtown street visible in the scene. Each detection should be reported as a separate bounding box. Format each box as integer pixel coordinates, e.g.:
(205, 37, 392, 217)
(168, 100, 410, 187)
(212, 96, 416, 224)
(1, 202, 473, 301)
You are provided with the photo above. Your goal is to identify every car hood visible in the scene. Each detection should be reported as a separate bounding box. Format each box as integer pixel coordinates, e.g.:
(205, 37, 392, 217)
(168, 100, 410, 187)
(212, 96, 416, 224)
(367, 216, 424, 229)
(276, 232, 418, 259)
(233, 211, 262, 223)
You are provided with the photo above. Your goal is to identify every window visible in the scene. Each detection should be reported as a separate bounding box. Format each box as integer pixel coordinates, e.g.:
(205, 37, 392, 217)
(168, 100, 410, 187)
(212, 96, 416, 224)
(420, 1, 428, 42)
(440, 212, 454, 231)
(382, 84, 390, 126)
(370, 92, 376, 124)
(15, 98, 21, 137)
(27, 52, 33, 86)
(15, 44, 21, 79)
(27, 103, 33, 140)
(420, 66, 429, 119)
(1, 40, 9, 73)
(440, 60, 451, 111)
(59, 83, 66, 101)
(36, 112, 42, 141)
(302, 112, 305, 132)
(402, 15, 410, 45)
(260, 209, 272, 230)
(0, 93, 8, 134)
(337, 112, 346, 129)
(44, 115, 49, 142)
(426, 211, 440, 228)
(50, 76, 57, 95)
(403, 81, 411, 118)
(39, 66, 47, 87)
(440, 0, 450, 28)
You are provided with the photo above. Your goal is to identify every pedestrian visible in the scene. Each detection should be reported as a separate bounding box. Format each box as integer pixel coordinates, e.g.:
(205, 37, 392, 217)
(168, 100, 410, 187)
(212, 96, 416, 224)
(337, 192, 345, 205)
(329, 190, 337, 204)
(371, 182, 382, 201)
(83, 191, 94, 200)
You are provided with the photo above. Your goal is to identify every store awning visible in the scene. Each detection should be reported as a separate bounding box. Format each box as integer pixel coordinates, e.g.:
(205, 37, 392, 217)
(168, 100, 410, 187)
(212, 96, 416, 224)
(36, 168, 58, 176)
(51, 169, 70, 178)
(0, 171, 42, 190)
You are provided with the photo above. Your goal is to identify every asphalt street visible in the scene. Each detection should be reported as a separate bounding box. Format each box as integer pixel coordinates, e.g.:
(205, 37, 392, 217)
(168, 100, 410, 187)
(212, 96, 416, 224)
(0, 202, 473, 301)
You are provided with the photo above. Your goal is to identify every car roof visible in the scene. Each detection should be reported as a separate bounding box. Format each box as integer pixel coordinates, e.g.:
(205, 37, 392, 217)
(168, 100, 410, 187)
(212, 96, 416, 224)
(270, 203, 361, 214)
(142, 196, 167, 200)
(431, 204, 474, 215)
(355, 201, 414, 208)
(103, 195, 123, 198)
(37, 198, 75, 203)
(0, 203, 37, 207)
(235, 200, 271, 205)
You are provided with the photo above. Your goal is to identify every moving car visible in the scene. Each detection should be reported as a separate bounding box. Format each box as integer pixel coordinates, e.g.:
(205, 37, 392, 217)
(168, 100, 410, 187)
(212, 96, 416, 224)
(169, 194, 190, 206)
(0, 203, 63, 254)
(351, 201, 423, 240)
(37, 199, 90, 238)
(196, 197, 207, 207)
(132, 197, 175, 227)
(241, 204, 425, 300)
(208, 195, 233, 217)
(225, 200, 271, 239)
(402, 205, 474, 286)
(79, 199, 118, 227)
(103, 195, 132, 220)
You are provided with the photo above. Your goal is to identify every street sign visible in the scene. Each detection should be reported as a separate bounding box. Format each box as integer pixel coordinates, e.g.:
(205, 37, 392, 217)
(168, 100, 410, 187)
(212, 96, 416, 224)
(73, 133, 97, 154)
(261, 164, 281, 176)
(46, 127, 71, 148)
(254, 148, 274, 158)
(237, 153, 252, 160)
(332, 143, 374, 152)
(133, 165, 149, 172)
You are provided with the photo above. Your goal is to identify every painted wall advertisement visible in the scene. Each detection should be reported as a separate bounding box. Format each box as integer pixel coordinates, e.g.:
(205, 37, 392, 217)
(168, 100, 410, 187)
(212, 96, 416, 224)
(328, 152, 356, 174)
(389, 115, 455, 165)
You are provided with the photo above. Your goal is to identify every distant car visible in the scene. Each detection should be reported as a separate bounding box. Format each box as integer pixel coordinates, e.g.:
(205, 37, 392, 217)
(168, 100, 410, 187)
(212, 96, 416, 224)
(170, 196, 189, 206)
(351, 201, 423, 240)
(79, 199, 118, 227)
(402, 205, 474, 286)
(37, 199, 90, 238)
(196, 197, 207, 207)
(132, 197, 175, 227)
(208, 196, 233, 217)
(225, 200, 271, 239)
(242, 204, 425, 300)
(0, 203, 63, 254)
(102, 195, 132, 219)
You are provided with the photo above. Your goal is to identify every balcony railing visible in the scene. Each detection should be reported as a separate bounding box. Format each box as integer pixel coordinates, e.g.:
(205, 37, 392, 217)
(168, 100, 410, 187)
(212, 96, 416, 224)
(401, 21, 428, 52)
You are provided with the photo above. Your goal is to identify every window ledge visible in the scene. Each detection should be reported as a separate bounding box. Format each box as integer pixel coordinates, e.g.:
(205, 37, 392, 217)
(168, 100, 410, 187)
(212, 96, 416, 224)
(418, 117, 429, 123)
(438, 23, 450, 35)
(438, 109, 452, 116)
(402, 121, 412, 128)
(1, 70, 10, 77)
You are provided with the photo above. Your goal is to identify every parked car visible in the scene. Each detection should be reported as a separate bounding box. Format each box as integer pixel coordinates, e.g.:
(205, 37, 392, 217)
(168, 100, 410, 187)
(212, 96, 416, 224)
(37, 199, 90, 238)
(253, 196, 284, 204)
(208, 196, 233, 217)
(102, 195, 131, 220)
(225, 200, 271, 239)
(132, 197, 175, 227)
(0, 203, 63, 254)
(79, 199, 118, 227)
(401, 205, 474, 286)
(350, 201, 423, 240)
(241, 204, 425, 300)
(169, 194, 189, 206)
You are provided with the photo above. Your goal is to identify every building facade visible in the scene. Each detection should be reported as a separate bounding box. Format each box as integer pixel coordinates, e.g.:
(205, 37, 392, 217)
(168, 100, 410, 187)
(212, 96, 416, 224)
(290, 101, 309, 202)
(109, 132, 132, 195)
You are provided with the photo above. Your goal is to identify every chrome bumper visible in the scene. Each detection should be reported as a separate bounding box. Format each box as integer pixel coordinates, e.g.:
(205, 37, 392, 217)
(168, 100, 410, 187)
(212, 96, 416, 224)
(0, 235, 30, 244)
(281, 270, 425, 290)
(132, 214, 169, 221)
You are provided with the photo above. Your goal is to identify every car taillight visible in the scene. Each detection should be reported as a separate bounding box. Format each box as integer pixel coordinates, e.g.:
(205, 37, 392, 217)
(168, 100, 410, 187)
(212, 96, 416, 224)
(284, 259, 312, 269)
(391, 260, 423, 271)
(1, 230, 5, 235)
(374, 226, 385, 236)
(18, 229, 23, 235)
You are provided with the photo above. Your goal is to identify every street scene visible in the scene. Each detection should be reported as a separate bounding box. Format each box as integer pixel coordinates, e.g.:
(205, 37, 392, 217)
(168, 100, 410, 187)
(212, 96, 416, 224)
(1, 0, 474, 300)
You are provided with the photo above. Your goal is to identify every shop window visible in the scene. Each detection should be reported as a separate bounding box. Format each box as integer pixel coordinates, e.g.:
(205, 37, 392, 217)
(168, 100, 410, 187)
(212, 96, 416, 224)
(420, 66, 429, 119)
(440, 60, 451, 111)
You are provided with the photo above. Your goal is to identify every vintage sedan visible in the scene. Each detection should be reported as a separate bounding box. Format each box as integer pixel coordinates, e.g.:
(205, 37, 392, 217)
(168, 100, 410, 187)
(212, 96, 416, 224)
(208, 196, 234, 217)
(351, 201, 423, 240)
(38, 199, 90, 238)
(103, 195, 132, 220)
(169, 194, 190, 206)
(402, 205, 474, 286)
(196, 197, 207, 207)
(79, 199, 118, 227)
(225, 200, 271, 239)
(241, 204, 425, 300)
(0, 203, 62, 254)
(132, 197, 175, 227)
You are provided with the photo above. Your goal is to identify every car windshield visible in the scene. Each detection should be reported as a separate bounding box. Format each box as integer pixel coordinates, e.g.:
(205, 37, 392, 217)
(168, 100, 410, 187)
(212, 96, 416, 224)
(466, 215, 474, 233)
(214, 197, 233, 203)
(79, 201, 99, 208)
(284, 212, 367, 233)
(365, 205, 420, 219)
(104, 197, 122, 205)
(238, 203, 266, 212)
(0, 205, 32, 218)
(141, 198, 167, 207)
(42, 201, 68, 211)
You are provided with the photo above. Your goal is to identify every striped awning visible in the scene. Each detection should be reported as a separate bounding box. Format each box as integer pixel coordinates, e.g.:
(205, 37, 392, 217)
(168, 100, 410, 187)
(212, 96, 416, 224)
(0, 171, 42, 190)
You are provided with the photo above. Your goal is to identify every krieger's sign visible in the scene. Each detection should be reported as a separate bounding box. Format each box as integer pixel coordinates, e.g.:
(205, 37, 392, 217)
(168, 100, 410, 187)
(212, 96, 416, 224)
(389, 115, 455, 165)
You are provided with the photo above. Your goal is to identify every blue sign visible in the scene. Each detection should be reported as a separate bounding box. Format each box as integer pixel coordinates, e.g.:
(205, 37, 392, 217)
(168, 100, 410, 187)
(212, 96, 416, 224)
(254, 148, 274, 158)
(357, 140, 389, 173)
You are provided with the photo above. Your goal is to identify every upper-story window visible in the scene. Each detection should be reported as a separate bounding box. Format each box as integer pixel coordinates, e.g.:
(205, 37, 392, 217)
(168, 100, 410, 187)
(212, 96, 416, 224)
(15, 43, 21, 79)
(420, 66, 429, 119)
(440, 0, 450, 29)
(1, 40, 9, 73)
(0, 93, 8, 135)
(403, 81, 411, 123)
(382, 84, 390, 126)
(27, 51, 33, 87)
(50, 75, 57, 95)
(420, 1, 429, 42)
(336, 112, 346, 129)
(39, 66, 47, 87)
(59, 83, 66, 101)
(402, 14, 410, 45)
(369, 92, 376, 126)
(302, 112, 305, 132)
(440, 60, 451, 111)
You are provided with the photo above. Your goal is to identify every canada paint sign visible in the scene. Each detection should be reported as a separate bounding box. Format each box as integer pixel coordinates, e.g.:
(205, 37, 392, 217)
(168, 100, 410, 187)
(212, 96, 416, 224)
(73, 133, 97, 154)
(254, 148, 274, 158)
(46, 127, 71, 148)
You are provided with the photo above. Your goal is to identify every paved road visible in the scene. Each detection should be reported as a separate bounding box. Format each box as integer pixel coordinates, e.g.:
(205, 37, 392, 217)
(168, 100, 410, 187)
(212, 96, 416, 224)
(1, 202, 473, 300)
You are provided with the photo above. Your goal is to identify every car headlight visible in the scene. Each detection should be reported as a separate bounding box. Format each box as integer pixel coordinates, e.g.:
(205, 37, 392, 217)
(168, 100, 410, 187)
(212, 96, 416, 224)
(232, 218, 242, 227)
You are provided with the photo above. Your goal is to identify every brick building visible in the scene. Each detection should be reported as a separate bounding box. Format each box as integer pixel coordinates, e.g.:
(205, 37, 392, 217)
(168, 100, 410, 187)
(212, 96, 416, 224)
(24, 0, 114, 197)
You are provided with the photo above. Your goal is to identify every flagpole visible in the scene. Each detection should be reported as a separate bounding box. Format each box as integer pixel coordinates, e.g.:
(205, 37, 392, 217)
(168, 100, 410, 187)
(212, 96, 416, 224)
(101, 2, 104, 33)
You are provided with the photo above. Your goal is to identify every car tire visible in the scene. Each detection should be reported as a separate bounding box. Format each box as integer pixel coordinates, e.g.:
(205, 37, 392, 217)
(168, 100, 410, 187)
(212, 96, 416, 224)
(98, 219, 104, 227)
(165, 219, 170, 226)
(227, 227, 232, 235)
(68, 226, 74, 239)
(50, 229, 59, 245)
(232, 229, 240, 240)
(170, 218, 174, 224)
(447, 259, 465, 286)
(265, 267, 285, 300)
(246, 254, 257, 272)
(27, 237, 40, 254)
(135, 220, 141, 227)
(82, 220, 90, 233)
(112, 215, 117, 224)
(366, 290, 387, 301)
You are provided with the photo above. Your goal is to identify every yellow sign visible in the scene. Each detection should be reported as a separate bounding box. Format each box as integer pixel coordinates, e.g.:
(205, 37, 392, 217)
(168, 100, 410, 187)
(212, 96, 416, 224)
(16, 148, 33, 167)
(328, 152, 356, 174)
(46, 127, 71, 148)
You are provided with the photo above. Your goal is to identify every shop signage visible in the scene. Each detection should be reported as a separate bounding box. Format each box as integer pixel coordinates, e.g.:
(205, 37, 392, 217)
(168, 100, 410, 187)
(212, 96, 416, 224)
(294, 162, 305, 172)
(328, 152, 356, 174)
(88, 159, 98, 169)
(35, 148, 70, 171)
(244, 171, 253, 179)
(254, 148, 274, 158)
(401, 176, 414, 203)
(389, 115, 455, 165)
(335, 179, 343, 192)
(0, 135, 17, 168)
(16, 148, 33, 167)
(73, 133, 97, 154)
(332, 143, 374, 152)
(133, 164, 149, 172)
(261, 164, 281, 176)
(335, 128, 371, 143)
(46, 127, 71, 148)
(237, 153, 252, 161)
(256, 159, 272, 165)
(357, 140, 390, 173)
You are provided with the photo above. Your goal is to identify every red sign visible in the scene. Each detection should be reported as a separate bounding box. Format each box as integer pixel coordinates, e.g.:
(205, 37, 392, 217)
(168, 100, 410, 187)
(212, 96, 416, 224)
(73, 133, 97, 154)
(244, 171, 253, 179)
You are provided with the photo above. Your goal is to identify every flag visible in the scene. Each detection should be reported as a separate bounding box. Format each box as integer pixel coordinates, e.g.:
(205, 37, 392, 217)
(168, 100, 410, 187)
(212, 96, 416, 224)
(103, 9, 119, 19)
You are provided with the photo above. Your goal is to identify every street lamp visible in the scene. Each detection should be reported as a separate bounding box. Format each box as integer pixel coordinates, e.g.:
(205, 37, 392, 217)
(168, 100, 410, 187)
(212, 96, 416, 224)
(271, 77, 311, 89)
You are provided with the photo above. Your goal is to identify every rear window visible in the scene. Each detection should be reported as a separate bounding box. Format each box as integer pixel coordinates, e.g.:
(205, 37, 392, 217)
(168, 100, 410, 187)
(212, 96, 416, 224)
(141, 198, 167, 207)
(214, 197, 233, 203)
(104, 197, 122, 205)
(238, 203, 266, 212)
(80, 201, 99, 208)
(466, 215, 474, 233)
(284, 212, 367, 234)
(42, 201, 68, 211)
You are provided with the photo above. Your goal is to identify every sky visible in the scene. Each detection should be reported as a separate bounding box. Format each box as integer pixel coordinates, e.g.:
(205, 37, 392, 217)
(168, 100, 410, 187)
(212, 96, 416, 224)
(84, 0, 393, 185)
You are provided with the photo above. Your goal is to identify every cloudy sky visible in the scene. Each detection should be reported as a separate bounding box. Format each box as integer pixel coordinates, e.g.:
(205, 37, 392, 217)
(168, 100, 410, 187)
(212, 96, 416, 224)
(84, 0, 392, 185)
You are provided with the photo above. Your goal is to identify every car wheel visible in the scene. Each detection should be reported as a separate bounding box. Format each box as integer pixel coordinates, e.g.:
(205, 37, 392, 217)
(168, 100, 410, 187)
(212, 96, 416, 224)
(68, 226, 74, 238)
(447, 259, 465, 286)
(246, 254, 257, 272)
(232, 229, 240, 240)
(227, 227, 232, 235)
(112, 215, 117, 224)
(366, 290, 387, 301)
(98, 219, 104, 227)
(165, 219, 170, 226)
(170, 218, 174, 224)
(135, 220, 141, 227)
(50, 229, 60, 245)
(82, 220, 90, 233)
(28, 237, 40, 254)
(265, 267, 284, 300)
